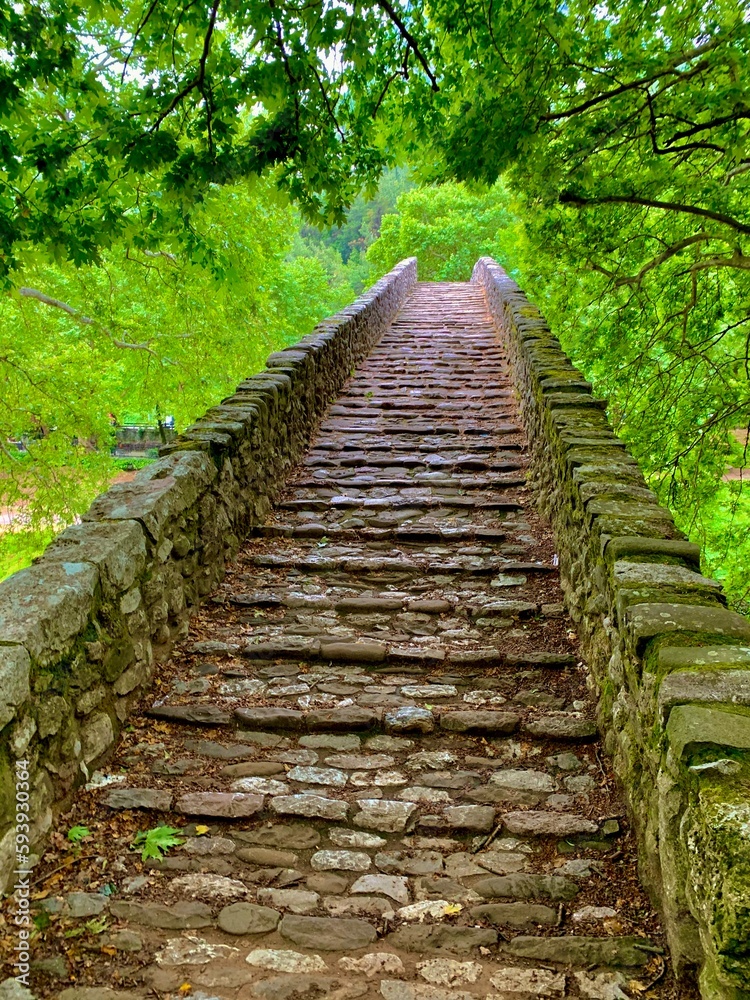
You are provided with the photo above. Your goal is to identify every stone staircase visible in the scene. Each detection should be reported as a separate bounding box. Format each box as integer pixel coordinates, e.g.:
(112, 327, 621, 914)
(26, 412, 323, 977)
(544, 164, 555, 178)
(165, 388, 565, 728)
(24, 283, 692, 999)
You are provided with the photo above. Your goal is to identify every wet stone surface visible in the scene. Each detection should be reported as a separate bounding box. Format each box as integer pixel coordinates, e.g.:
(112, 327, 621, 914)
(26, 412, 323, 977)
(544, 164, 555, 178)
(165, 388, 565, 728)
(18, 282, 687, 999)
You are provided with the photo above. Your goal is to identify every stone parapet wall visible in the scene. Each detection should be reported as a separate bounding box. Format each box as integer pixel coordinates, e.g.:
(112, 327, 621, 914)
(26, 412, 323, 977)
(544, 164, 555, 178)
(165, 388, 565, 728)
(0, 258, 417, 895)
(472, 257, 750, 1000)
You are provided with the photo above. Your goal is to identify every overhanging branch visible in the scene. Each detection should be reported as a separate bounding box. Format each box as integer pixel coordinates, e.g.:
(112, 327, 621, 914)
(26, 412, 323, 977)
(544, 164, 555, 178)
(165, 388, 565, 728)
(559, 191, 750, 235)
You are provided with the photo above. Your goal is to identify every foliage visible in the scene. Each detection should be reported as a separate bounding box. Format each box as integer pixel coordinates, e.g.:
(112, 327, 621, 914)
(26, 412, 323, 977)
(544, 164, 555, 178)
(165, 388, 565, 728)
(366, 182, 521, 280)
(0, 179, 356, 539)
(0, 0, 439, 277)
(131, 825, 185, 860)
(66, 825, 92, 844)
(0, 528, 56, 581)
(411, 0, 750, 607)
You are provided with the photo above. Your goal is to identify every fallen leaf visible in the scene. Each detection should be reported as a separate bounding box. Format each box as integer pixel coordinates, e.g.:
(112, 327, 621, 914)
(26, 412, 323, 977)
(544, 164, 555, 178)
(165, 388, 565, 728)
(603, 917, 627, 934)
(194, 825, 210, 836)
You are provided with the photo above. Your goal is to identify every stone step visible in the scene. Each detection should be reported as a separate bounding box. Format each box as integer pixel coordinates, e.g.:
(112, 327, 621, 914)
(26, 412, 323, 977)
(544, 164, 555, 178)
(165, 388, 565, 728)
(277, 498, 524, 513)
(249, 524, 513, 542)
(245, 551, 548, 576)
(291, 475, 524, 489)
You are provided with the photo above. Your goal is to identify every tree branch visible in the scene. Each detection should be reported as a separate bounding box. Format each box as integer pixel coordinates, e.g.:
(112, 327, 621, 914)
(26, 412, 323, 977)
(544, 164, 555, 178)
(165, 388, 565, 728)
(373, 0, 439, 91)
(559, 191, 750, 235)
(146, 0, 220, 135)
(539, 36, 725, 122)
(310, 63, 345, 141)
(613, 234, 719, 286)
(18, 287, 158, 356)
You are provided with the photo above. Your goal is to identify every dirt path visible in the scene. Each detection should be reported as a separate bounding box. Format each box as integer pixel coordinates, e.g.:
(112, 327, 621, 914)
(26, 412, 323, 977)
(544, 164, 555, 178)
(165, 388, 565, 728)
(14, 282, 697, 1000)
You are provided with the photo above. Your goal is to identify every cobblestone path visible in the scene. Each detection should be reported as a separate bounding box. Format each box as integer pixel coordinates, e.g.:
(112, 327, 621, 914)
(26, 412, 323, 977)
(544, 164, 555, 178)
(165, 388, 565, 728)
(26, 283, 688, 999)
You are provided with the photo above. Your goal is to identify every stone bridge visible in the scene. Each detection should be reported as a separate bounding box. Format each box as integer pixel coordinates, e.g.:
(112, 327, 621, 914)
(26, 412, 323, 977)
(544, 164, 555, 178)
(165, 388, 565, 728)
(0, 259, 748, 1000)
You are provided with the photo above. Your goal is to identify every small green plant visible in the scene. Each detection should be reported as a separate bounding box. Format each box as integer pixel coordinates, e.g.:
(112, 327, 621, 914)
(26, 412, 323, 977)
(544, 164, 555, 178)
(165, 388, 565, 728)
(131, 825, 185, 860)
(67, 825, 91, 844)
(64, 916, 108, 939)
(85, 917, 108, 935)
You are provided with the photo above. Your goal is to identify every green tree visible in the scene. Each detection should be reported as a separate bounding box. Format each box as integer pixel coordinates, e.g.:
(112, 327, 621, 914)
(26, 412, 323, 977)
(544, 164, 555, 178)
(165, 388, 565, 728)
(0, 180, 355, 560)
(0, 0, 438, 277)
(366, 182, 521, 280)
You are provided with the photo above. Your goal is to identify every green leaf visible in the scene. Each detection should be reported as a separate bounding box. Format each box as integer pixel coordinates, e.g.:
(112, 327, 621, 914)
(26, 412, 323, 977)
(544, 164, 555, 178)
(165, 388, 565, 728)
(67, 825, 91, 843)
(131, 825, 185, 861)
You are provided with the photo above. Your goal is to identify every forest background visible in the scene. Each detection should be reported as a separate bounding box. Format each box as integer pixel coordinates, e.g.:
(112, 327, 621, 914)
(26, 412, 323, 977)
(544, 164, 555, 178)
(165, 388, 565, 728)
(1, 1, 748, 614)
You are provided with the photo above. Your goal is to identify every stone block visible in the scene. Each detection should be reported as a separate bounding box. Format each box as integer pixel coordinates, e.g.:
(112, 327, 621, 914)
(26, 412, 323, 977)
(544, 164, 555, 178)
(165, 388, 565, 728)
(588, 499, 673, 521)
(0, 646, 30, 729)
(658, 670, 750, 724)
(0, 561, 98, 663)
(81, 712, 115, 763)
(626, 603, 750, 654)
(666, 705, 750, 760)
(604, 536, 701, 569)
(84, 451, 216, 541)
(613, 562, 724, 614)
(657, 646, 750, 673)
(613, 561, 720, 593)
(45, 521, 147, 596)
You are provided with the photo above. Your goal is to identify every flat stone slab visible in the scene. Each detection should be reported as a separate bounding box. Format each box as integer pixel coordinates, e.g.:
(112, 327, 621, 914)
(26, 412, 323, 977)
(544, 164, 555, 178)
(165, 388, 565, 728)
(270, 795, 349, 821)
(657, 668, 750, 723)
(218, 902, 281, 934)
(307, 708, 380, 731)
(420, 805, 495, 832)
(350, 874, 410, 904)
(279, 915, 377, 950)
(175, 792, 264, 817)
(311, 850, 371, 872)
(489, 966, 566, 996)
(387, 924, 498, 953)
(149, 704, 233, 725)
(235, 847, 298, 866)
(236, 708, 304, 731)
(245, 949, 328, 973)
(325, 753, 396, 770)
(110, 901, 212, 929)
(470, 902, 558, 927)
(251, 975, 367, 1000)
(626, 602, 750, 652)
(666, 703, 750, 758)
(439, 711, 519, 734)
(380, 982, 476, 1000)
(523, 717, 598, 740)
(473, 873, 579, 901)
(501, 811, 598, 836)
(257, 889, 320, 914)
(235, 824, 321, 849)
(352, 799, 418, 832)
(104, 788, 172, 811)
(320, 641, 387, 663)
(385, 706, 435, 734)
(500, 935, 655, 968)
(287, 766, 348, 786)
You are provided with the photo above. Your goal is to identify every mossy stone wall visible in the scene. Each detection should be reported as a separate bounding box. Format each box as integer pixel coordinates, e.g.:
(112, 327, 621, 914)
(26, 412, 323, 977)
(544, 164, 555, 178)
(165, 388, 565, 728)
(473, 256, 750, 1000)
